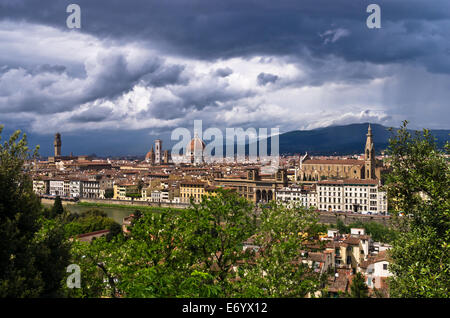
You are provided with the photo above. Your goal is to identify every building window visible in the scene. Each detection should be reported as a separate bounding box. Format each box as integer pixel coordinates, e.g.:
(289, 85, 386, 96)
(383, 264, 388, 270)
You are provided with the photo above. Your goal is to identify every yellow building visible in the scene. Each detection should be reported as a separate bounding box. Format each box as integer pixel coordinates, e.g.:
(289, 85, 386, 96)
(180, 181, 207, 203)
(179, 181, 220, 203)
(113, 183, 140, 201)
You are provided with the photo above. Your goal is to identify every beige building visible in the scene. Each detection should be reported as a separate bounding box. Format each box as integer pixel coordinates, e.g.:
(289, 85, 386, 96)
(215, 168, 288, 203)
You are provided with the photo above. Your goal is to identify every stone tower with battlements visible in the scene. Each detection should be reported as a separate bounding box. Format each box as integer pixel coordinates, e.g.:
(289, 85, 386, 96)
(54, 133, 61, 157)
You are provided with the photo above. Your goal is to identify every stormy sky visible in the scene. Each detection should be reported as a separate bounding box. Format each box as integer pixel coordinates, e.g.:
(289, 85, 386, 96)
(0, 0, 449, 156)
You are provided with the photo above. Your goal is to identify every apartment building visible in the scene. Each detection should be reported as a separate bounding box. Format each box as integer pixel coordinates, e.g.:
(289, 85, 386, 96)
(317, 179, 388, 214)
(275, 185, 317, 208)
(32, 178, 49, 195)
(49, 179, 66, 196)
(69, 179, 82, 198)
(180, 181, 207, 203)
(81, 177, 101, 199)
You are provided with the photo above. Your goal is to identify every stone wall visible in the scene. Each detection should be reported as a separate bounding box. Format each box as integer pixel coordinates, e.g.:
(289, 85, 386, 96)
(318, 211, 391, 226)
(79, 198, 190, 209)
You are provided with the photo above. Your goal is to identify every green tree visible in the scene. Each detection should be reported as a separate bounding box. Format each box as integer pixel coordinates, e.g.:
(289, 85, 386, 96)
(349, 272, 369, 298)
(64, 210, 118, 238)
(33, 218, 72, 297)
(67, 209, 188, 297)
(336, 219, 349, 234)
(386, 121, 449, 297)
(51, 196, 64, 218)
(106, 222, 123, 242)
(347, 220, 396, 243)
(237, 202, 324, 297)
(180, 189, 256, 294)
(66, 191, 327, 298)
(0, 127, 71, 297)
(104, 188, 114, 199)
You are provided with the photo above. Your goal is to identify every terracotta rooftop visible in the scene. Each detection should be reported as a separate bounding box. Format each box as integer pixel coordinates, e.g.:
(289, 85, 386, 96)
(303, 159, 364, 165)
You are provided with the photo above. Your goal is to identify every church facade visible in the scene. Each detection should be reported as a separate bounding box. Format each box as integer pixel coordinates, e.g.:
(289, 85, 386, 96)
(298, 125, 381, 181)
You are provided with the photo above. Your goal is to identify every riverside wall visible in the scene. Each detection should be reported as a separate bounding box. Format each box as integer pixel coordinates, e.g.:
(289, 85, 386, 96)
(42, 197, 390, 226)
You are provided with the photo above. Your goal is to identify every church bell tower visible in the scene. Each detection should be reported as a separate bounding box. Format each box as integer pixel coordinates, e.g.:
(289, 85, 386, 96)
(364, 124, 375, 179)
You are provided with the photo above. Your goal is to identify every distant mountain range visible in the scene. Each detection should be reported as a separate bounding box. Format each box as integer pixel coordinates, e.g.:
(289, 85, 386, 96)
(1, 122, 448, 157)
(241, 122, 449, 156)
(274, 123, 449, 155)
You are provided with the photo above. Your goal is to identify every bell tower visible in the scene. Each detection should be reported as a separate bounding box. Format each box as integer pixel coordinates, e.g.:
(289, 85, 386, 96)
(155, 139, 162, 164)
(364, 124, 375, 179)
(54, 133, 61, 157)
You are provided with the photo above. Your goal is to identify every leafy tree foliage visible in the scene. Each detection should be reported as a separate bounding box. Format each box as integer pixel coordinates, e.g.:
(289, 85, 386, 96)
(104, 188, 114, 199)
(0, 127, 71, 297)
(67, 190, 324, 298)
(386, 121, 449, 298)
(106, 223, 123, 242)
(180, 189, 257, 293)
(336, 219, 349, 234)
(236, 202, 324, 297)
(51, 196, 64, 218)
(64, 209, 119, 237)
(33, 218, 72, 297)
(349, 272, 369, 298)
(340, 220, 397, 243)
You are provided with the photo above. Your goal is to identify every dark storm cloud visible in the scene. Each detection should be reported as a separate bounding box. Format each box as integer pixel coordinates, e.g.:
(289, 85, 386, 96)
(140, 64, 187, 87)
(30, 64, 66, 75)
(1, 0, 449, 74)
(1, 0, 450, 139)
(70, 106, 112, 123)
(0, 50, 185, 115)
(214, 67, 233, 77)
(257, 72, 279, 86)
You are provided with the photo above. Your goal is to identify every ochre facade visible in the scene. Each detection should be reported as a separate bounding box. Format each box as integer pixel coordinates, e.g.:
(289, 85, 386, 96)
(298, 125, 381, 181)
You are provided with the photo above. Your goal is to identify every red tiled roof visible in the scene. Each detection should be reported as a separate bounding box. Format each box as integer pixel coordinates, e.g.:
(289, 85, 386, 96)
(303, 159, 364, 165)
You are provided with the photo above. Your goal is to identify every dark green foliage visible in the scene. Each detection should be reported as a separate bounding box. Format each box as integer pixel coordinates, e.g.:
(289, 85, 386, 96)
(236, 202, 324, 297)
(346, 220, 396, 243)
(0, 127, 70, 297)
(33, 218, 72, 297)
(349, 272, 369, 298)
(307, 222, 328, 238)
(336, 219, 349, 234)
(334, 219, 395, 243)
(51, 196, 64, 218)
(64, 209, 118, 237)
(181, 189, 257, 288)
(106, 222, 123, 242)
(104, 188, 114, 199)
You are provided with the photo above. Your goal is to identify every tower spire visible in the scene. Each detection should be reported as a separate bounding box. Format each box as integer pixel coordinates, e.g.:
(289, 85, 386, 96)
(364, 124, 375, 179)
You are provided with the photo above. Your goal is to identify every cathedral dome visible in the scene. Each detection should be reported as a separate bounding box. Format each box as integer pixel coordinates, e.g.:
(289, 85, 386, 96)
(186, 134, 205, 153)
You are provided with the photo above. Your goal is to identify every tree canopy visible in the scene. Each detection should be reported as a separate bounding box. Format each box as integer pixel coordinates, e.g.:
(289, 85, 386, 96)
(0, 127, 71, 297)
(386, 121, 450, 297)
